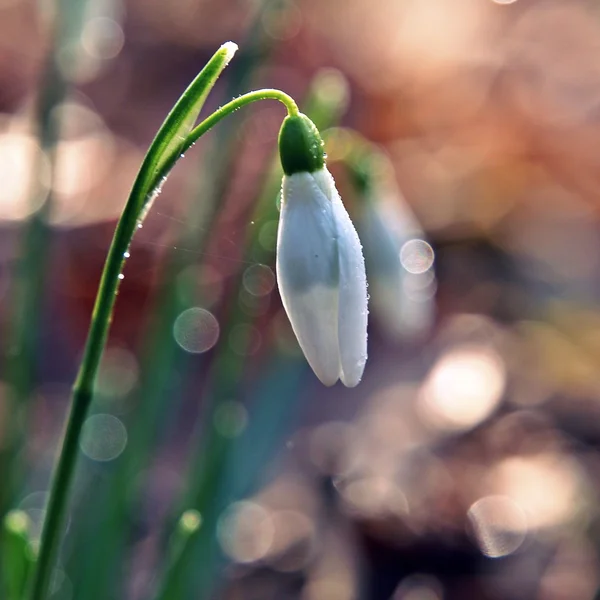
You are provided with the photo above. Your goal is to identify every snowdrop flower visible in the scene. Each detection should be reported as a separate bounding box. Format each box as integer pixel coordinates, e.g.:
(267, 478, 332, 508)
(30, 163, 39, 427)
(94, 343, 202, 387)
(276, 113, 368, 387)
(354, 161, 435, 341)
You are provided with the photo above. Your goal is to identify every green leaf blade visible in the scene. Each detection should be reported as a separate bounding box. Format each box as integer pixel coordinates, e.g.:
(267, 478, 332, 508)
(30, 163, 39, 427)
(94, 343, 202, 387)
(133, 41, 238, 218)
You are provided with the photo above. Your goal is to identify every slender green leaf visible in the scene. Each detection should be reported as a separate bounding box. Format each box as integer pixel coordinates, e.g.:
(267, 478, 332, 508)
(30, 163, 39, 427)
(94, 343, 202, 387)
(131, 41, 238, 220)
(27, 41, 238, 600)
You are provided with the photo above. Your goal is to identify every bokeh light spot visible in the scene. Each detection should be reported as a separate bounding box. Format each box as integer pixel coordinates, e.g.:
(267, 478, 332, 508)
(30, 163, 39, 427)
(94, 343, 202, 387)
(179, 509, 202, 534)
(95, 346, 138, 398)
(489, 455, 581, 529)
(173, 307, 219, 353)
(80, 414, 127, 462)
(0, 132, 50, 221)
(4, 509, 29, 535)
(18, 492, 51, 544)
(468, 495, 528, 558)
(337, 476, 409, 518)
(262, 1, 302, 40)
(258, 220, 278, 250)
(400, 239, 435, 274)
(242, 263, 276, 297)
(217, 501, 275, 563)
(419, 345, 506, 432)
(214, 401, 248, 438)
(393, 575, 443, 600)
(81, 17, 125, 60)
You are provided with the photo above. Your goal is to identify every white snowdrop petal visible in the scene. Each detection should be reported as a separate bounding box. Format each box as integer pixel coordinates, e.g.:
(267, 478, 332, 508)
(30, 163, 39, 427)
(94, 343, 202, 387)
(278, 173, 339, 290)
(315, 169, 368, 387)
(280, 285, 341, 386)
(277, 172, 342, 385)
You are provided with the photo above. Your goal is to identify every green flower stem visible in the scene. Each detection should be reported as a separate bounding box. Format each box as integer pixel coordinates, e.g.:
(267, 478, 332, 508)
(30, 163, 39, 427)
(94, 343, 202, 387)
(27, 70, 299, 599)
(180, 89, 298, 158)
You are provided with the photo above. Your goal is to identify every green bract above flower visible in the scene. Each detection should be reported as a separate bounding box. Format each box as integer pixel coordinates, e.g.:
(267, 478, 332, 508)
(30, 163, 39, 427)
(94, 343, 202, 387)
(276, 114, 368, 386)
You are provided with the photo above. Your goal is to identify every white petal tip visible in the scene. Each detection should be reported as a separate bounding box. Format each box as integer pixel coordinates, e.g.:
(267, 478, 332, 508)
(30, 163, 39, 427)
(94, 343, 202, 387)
(310, 364, 340, 387)
(340, 373, 363, 388)
(339, 356, 366, 388)
(317, 374, 339, 387)
(313, 370, 364, 388)
(341, 379, 360, 388)
(314, 364, 366, 388)
(221, 42, 238, 63)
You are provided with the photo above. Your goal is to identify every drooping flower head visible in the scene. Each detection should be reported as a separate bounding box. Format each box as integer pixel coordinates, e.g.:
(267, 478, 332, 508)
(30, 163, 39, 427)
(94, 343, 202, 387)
(276, 114, 368, 387)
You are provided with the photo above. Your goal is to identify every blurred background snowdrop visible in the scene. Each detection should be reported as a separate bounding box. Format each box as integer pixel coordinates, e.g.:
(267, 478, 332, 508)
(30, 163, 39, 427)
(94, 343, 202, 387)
(2, 0, 600, 599)
(344, 146, 436, 341)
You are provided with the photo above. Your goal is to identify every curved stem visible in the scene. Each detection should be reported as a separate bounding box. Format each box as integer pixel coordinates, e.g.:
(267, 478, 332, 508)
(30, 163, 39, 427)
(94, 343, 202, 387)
(183, 89, 298, 154)
(27, 85, 298, 600)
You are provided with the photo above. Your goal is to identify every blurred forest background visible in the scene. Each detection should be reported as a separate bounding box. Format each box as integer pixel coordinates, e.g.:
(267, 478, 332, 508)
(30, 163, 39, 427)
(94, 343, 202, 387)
(2, 0, 600, 599)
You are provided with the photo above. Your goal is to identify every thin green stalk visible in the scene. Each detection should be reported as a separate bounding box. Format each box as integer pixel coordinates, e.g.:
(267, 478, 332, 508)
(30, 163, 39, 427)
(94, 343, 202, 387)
(27, 44, 299, 596)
